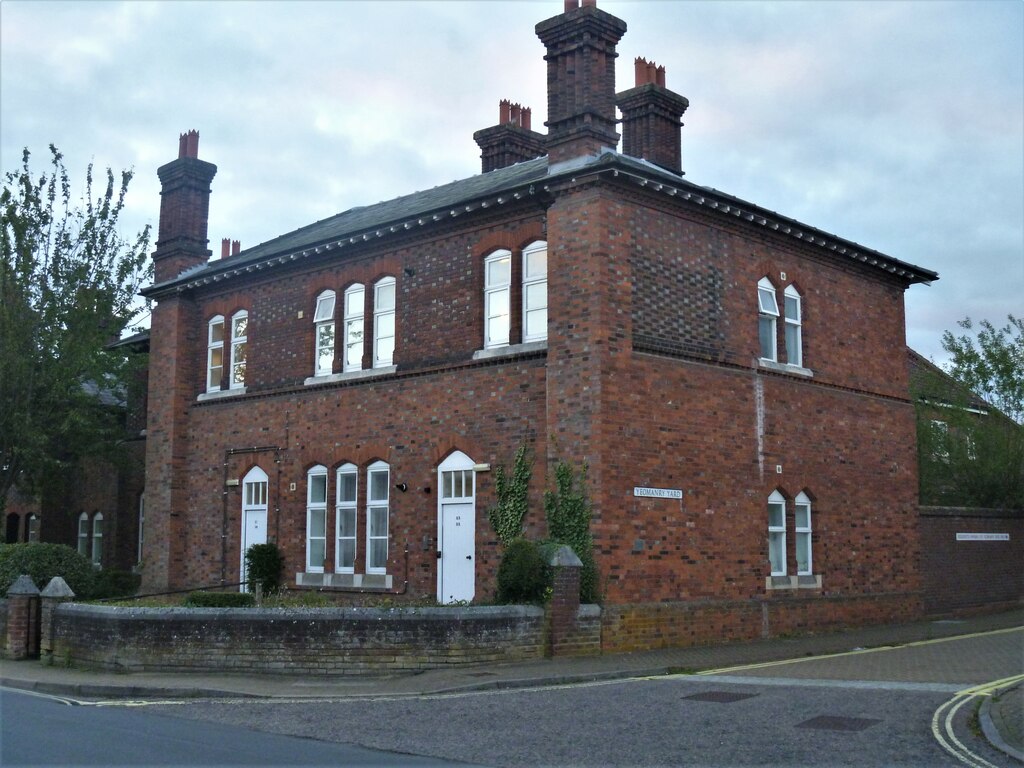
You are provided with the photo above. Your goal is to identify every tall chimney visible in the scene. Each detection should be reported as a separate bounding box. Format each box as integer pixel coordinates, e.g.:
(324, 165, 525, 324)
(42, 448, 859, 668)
(153, 130, 217, 283)
(473, 100, 547, 173)
(616, 58, 689, 174)
(536, 0, 626, 166)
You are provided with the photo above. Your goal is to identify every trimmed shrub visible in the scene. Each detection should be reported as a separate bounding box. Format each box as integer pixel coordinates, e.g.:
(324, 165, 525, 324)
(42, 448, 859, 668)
(184, 591, 255, 608)
(245, 542, 284, 595)
(0, 542, 95, 598)
(495, 538, 549, 604)
(92, 569, 142, 600)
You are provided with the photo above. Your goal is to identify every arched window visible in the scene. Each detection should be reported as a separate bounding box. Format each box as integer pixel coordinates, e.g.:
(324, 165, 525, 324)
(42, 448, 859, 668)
(336, 463, 358, 573)
(207, 315, 225, 392)
(343, 284, 365, 372)
(522, 240, 548, 343)
(77, 512, 90, 557)
(313, 291, 336, 377)
(484, 250, 511, 349)
(27, 514, 39, 543)
(366, 461, 390, 573)
(767, 490, 786, 576)
(229, 310, 248, 389)
(795, 492, 812, 575)
(91, 513, 104, 567)
(758, 278, 779, 362)
(784, 285, 802, 367)
(306, 465, 328, 572)
(373, 277, 396, 368)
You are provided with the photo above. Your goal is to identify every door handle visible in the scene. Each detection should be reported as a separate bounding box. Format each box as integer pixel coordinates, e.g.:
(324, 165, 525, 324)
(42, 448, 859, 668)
(436, 551, 442, 559)
(466, 555, 472, 560)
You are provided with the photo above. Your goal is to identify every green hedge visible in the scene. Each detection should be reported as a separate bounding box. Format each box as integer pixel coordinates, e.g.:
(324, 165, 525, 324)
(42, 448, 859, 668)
(0, 543, 95, 597)
(495, 538, 550, 604)
(245, 543, 284, 595)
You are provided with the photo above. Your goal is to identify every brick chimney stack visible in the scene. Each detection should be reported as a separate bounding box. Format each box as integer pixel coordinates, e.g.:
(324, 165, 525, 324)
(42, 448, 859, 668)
(153, 130, 217, 283)
(616, 58, 690, 174)
(536, 0, 627, 166)
(473, 100, 547, 173)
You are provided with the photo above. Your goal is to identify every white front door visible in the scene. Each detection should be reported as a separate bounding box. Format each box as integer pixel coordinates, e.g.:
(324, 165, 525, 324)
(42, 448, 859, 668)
(438, 452, 476, 604)
(240, 467, 269, 591)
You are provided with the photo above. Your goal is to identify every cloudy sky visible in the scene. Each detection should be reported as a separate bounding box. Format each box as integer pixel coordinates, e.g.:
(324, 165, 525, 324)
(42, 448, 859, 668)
(2, 0, 1021, 366)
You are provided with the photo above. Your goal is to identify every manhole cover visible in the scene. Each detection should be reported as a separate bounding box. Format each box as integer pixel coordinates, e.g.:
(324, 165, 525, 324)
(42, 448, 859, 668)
(795, 715, 881, 732)
(682, 691, 758, 703)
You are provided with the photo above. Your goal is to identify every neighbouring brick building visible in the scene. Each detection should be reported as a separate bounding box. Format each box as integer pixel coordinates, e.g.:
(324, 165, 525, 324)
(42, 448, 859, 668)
(139, 0, 945, 649)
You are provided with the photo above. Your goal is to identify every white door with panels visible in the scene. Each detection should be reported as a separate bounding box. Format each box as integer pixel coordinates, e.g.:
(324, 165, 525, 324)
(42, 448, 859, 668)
(240, 467, 269, 591)
(438, 451, 476, 604)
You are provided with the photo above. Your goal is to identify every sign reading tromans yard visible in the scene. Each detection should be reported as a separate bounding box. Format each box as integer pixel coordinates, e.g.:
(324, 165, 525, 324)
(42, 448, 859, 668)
(633, 487, 683, 500)
(955, 533, 1010, 541)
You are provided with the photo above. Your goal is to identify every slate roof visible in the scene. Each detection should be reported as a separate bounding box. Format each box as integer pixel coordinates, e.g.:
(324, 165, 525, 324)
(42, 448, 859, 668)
(143, 150, 937, 297)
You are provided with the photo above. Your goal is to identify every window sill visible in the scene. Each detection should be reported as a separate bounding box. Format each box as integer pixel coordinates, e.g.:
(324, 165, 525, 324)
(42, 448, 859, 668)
(197, 386, 247, 402)
(472, 340, 547, 361)
(295, 572, 393, 589)
(304, 366, 397, 387)
(758, 359, 813, 378)
(765, 574, 822, 590)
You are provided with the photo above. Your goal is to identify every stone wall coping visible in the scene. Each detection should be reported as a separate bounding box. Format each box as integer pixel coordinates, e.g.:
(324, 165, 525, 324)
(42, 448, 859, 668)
(40, 577, 75, 599)
(919, 506, 1023, 519)
(6, 575, 40, 596)
(56, 603, 547, 621)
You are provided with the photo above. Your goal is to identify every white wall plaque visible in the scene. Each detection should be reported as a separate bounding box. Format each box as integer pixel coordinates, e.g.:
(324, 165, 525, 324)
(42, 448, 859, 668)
(955, 533, 1010, 541)
(633, 487, 683, 500)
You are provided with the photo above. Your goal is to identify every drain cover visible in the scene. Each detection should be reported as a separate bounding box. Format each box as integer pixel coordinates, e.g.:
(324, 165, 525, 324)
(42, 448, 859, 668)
(682, 691, 758, 703)
(466, 671, 497, 677)
(796, 715, 881, 732)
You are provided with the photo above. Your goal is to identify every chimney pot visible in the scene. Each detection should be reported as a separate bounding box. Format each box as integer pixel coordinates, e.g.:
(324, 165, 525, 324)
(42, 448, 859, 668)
(221, 238, 230, 259)
(581, 0, 596, 7)
(231, 240, 241, 256)
(499, 99, 511, 124)
(656, 65, 666, 87)
(564, 0, 577, 11)
(522, 107, 532, 131)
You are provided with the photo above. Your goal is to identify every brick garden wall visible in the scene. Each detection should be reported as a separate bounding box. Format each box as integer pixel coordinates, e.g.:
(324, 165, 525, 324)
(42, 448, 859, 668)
(50, 604, 551, 674)
(919, 507, 1024, 616)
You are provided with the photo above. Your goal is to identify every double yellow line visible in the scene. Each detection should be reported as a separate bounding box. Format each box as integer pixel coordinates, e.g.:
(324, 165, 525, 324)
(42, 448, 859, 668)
(931, 673, 1024, 768)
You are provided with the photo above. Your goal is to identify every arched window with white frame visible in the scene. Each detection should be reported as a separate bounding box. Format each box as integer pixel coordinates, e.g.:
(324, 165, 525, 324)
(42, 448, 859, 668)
(306, 465, 328, 572)
(484, 249, 511, 349)
(784, 285, 802, 367)
(335, 463, 358, 573)
(366, 461, 389, 573)
(313, 291, 336, 377)
(794, 492, 812, 576)
(91, 513, 103, 567)
(758, 278, 779, 362)
(767, 490, 786, 576)
(207, 315, 225, 392)
(522, 240, 548, 343)
(229, 310, 248, 389)
(343, 284, 365, 372)
(373, 277, 395, 368)
(77, 512, 90, 557)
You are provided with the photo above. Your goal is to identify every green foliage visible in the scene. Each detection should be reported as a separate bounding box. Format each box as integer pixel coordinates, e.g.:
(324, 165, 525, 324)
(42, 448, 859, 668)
(245, 542, 284, 595)
(91, 569, 141, 599)
(914, 317, 1024, 510)
(487, 445, 533, 545)
(495, 538, 549, 604)
(1, 146, 152, 512)
(184, 591, 255, 608)
(544, 460, 600, 603)
(942, 316, 1024, 424)
(0, 542, 95, 597)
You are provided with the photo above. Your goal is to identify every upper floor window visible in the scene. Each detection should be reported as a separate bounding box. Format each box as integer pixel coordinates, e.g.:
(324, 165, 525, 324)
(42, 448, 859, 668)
(373, 278, 396, 368)
(230, 310, 248, 389)
(366, 461, 390, 573)
(794, 492, 812, 576)
(306, 465, 328, 572)
(313, 291, 336, 377)
(784, 285, 802, 367)
(522, 240, 548, 343)
(207, 315, 225, 392)
(757, 278, 779, 362)
(484, 250, 511, 349)
(336, 463, 358, 573)
(343, 284, 365, 372)
(767, 490, 786, 576)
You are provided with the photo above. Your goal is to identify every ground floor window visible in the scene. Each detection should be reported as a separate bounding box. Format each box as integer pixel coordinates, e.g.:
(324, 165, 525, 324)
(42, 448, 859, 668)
(367, 461, 390, 573)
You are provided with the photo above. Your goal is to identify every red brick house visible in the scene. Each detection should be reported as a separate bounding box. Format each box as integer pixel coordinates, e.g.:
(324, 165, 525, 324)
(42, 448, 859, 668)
(140, 0, 939, 650)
